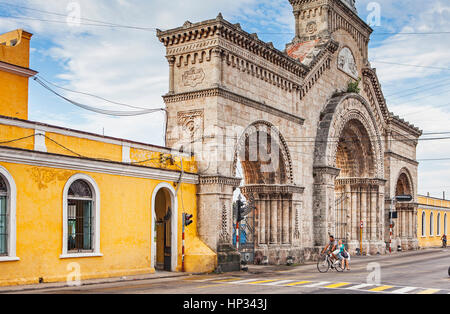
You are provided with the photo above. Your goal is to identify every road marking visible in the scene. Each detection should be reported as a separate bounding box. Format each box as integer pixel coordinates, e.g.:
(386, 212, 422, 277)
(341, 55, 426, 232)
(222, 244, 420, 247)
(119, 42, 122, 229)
(213, 278, 241, 283)
(303, 282, 331, 288)
(196, 283, 231, 289)
(325, 282, 352, 289)
(263, 280, 296, 286)
(417, 289, 441, 294)
(193, 277, 232, 282)
(247, 280, 277, 285)
(349, 283, 374, 290)
(369, 285, 394, 292)
(228, 279, 262, 284)
(284, 281, 312, 287)
(390, 287, 418, 294)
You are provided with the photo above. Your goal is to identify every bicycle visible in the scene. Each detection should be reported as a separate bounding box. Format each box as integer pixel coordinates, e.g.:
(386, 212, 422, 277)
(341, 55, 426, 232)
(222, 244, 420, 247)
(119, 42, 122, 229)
(317, 253, 344, 273)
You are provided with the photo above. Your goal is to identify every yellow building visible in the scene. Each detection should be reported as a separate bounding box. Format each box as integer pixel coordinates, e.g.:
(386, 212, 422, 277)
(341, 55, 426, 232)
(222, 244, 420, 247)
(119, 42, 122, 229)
(417, 195, 449, 248)
(0, 29, 216, 287)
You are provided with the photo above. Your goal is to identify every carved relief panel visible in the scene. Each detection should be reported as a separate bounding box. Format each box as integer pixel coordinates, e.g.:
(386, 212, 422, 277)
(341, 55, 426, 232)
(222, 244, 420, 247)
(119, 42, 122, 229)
(338, 47, 358, 79)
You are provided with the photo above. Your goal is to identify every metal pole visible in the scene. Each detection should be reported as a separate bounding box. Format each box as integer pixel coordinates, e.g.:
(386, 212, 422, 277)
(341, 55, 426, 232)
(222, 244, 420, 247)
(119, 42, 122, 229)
(182, 213, 185, 272)
(389, 197, 394, 254)
(236, 221, 240, 251)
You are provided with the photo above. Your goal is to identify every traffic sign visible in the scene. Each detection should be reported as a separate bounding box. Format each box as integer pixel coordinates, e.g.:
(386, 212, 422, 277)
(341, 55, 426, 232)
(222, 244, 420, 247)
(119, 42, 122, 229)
(396, 195, 413, 202)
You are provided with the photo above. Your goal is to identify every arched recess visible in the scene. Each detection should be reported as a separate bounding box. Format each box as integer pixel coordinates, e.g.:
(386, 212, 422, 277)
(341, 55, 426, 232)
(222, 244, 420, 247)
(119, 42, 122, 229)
(393, 167, 417, 247)
(313, 93, 385, 250)
(231, 120, 294, 184)
(151, 182, 178, 272)
(314, 93, 384, 177)
(230, 120, 303, 262)
(394, 168, 414, 201)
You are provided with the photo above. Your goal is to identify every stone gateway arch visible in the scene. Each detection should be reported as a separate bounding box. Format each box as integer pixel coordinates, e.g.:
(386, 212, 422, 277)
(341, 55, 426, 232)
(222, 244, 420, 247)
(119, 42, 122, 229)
(157, 0, 422, 267)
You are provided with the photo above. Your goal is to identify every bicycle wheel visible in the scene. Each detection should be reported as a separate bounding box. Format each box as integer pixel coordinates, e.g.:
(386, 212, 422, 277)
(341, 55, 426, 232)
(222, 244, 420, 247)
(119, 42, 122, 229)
(334, 260, 344, 272)
(317, 254, 330, 273)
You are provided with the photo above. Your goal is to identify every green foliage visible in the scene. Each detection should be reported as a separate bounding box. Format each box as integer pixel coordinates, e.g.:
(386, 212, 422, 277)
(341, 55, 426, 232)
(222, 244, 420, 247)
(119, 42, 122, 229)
(347, 77, 361, 94)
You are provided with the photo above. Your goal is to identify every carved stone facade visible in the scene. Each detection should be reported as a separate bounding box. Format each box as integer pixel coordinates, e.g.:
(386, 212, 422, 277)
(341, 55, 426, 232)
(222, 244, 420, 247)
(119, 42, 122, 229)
(157, 0, 422, 265)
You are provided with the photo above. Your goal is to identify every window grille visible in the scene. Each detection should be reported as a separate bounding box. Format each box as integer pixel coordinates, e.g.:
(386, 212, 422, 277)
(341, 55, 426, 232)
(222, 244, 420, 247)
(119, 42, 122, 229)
(67, 180, 94, 253)
(0, 176, 8, 256)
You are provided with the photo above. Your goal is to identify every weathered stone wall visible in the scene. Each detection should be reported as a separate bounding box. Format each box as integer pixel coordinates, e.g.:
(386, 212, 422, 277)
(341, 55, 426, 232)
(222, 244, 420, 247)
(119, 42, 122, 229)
(158, 0, 421, 264)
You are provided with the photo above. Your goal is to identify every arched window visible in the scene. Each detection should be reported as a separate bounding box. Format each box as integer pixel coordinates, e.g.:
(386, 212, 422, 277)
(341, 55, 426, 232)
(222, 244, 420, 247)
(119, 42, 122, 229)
(430, 212, 434, 236)
(67, 180, 94, 252)
(421, 211, 426, 237)
(0, 167, 18, 262)
(0, 176, 8, 256)
(62, 174, 101, 258)
(437, 213, 441, 236)
(444, 213, 448, 235)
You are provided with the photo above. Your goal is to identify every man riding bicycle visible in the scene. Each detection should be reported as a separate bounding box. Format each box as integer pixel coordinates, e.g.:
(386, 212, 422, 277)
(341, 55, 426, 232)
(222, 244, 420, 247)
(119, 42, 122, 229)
(442, 234, 447, 248)
(321, 235, 340, 265)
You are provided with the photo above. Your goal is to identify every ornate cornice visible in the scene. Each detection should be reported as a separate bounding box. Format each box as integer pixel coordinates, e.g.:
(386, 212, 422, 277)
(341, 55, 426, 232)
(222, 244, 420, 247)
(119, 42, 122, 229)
(163, 87, 305, 125)
(199, 175, 242, 187)
(157, 15, 309, 78)
(240, 184, 305, 195)
(335, 177, 386, 186)
(388, 114, 422, 137)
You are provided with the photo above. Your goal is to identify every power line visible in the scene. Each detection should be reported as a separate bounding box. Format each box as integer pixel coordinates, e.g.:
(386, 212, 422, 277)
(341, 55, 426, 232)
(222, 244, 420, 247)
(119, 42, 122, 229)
(34, 77, 166, 116)
(0, 2, 157, 30)
(36, 75, 152, 110)
(0, 14, 157, 31)
(370, 60, 450, 71)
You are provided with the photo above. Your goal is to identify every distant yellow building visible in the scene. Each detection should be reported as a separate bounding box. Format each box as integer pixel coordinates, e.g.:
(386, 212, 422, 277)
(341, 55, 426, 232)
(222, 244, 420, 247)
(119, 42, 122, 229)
(0, 29, 216, 287)
(417, 195, 449, 248)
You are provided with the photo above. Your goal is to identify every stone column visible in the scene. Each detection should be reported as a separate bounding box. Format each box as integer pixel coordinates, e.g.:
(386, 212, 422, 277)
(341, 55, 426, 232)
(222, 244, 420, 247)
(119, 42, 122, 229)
(361, 186, 367, 241)
(270, 194, 277, 244)
(312, 166, 340, 246)
(345, 184, 351, 241)
(259, 194, 266, 244)
(197, 175, 242, 272)
(166, 56, 176, 94)
(265, 196, 270, 245)
(351, 186, 358, 241)
(211, 48, 223, 87)
(277, 195, 282, 244)
(282, 195, 290, 244)
(370, 186, 378, 241)
(294, 11, 300, 38)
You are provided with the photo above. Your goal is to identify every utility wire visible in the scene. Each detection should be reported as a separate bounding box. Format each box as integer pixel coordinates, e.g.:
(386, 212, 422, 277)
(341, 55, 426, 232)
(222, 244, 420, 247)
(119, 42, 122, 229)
(36, 75, 151, 110)
(370, 60, 450, 71)
(0, 2, 158, 31)
(34, 77, 166, 116)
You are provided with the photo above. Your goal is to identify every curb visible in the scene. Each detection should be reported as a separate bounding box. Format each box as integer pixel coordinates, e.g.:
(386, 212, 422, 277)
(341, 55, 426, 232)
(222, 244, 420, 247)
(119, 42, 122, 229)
(0, 272, 200, 294)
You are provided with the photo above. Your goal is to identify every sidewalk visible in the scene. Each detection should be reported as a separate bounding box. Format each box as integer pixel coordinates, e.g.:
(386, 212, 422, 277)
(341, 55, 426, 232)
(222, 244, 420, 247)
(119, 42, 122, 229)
(243, 247, 447, 275)
(0, 271, 192, 294)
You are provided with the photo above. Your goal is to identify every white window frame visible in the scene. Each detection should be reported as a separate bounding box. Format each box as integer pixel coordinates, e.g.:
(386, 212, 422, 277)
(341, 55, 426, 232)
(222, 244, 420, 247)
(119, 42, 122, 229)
(445, 213, 448, 235)
(437, 213, 441, 236)
(430, 212, 434, 236)
(61, 174, 102, 259)
(0, 166, 19, 262)
(150, 182, 178, 272)
(421, 211, 426, 237)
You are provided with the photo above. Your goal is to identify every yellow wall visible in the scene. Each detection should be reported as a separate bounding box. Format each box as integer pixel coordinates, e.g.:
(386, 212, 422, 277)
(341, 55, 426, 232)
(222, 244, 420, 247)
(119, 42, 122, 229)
(0, 160, 215, 286)
(417, 196, 449, 248)
(0, 29, 33, 120)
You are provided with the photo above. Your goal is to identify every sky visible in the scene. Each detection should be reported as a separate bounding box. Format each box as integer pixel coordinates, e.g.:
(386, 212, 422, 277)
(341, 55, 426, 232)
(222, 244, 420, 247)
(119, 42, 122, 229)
(0, 0, 450, 197)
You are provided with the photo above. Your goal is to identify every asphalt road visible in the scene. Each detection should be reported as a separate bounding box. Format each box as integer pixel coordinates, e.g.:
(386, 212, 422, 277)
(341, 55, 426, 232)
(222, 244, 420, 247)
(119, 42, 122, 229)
(8, 248, 450, 294)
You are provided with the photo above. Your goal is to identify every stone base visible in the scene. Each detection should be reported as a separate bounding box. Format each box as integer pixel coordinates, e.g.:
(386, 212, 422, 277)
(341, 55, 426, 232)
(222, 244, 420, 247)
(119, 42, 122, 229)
(254, 245, 322, 265)
(217, 244, 241, 272)
(347, 240, 386, 256)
